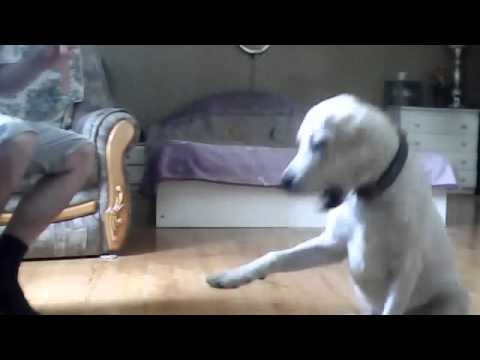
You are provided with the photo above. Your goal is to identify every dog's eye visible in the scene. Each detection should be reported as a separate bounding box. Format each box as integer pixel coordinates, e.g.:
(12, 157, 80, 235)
(311, 138, 328, 152)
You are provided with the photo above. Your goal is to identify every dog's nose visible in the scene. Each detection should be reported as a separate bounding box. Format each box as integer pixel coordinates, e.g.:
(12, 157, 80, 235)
(281, 174, 296, 191)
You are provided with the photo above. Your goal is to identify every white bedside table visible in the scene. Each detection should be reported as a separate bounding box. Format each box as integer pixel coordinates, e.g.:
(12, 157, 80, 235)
(387, 106, 480, 194)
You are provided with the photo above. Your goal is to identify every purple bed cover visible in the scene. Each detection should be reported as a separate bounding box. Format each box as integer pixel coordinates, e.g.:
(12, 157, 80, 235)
(141, 140, 458, 195)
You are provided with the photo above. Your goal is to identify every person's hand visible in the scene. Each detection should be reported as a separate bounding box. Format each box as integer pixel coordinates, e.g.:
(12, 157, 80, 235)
(35, 45, 73, 93)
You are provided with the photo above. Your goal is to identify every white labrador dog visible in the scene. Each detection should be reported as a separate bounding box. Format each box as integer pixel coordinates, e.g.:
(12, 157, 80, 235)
(207, 94, 470, 315)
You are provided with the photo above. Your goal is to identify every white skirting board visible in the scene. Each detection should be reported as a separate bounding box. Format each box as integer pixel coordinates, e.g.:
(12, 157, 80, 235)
(156, 181, 448, 228)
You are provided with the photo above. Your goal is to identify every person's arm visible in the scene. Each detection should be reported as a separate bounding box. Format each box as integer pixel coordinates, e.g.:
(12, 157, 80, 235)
(0, 46, 60, 95)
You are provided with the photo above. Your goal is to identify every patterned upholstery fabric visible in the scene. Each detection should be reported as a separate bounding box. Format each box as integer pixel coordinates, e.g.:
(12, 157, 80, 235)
(0, 45, 85, 128)
(0, 46, 138, 259)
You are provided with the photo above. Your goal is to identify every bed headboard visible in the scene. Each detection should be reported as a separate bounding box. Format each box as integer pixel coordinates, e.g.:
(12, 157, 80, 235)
(147, 91, 306, 148)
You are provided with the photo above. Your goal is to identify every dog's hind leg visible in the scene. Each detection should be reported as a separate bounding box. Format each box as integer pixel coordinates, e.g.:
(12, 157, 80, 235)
(207, 233, 348, 289)
(406, 289, 470, 315)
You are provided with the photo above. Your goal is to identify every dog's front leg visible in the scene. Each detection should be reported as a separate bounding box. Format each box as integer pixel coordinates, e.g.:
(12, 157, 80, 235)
(207, 233, 347, 289)
(382, 254, 422, 315)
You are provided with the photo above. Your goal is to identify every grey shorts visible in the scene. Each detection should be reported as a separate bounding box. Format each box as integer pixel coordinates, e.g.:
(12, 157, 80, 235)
(0, 113, 93, 175)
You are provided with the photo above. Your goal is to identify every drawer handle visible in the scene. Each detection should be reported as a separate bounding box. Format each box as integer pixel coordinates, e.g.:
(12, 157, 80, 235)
(414, 123, 421, 128)
(414, 141, 421, 146)
(461, 142, 468, 147)
(461, 160, 468, 165)
(461, 124, 468, 130)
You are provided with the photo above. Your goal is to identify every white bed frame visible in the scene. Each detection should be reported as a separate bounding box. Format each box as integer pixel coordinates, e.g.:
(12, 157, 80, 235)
(156, 181, 448, 228)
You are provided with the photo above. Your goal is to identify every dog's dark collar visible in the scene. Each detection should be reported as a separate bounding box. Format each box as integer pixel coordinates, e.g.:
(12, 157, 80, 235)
(356, 130, 409, 200)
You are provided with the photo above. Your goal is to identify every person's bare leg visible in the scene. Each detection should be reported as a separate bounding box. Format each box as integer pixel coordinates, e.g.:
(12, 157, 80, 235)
(0, 133, 38, 211)
(1, 142, 95, 315)
(6, 143, 96, 245)
(0, 132, 39, 315)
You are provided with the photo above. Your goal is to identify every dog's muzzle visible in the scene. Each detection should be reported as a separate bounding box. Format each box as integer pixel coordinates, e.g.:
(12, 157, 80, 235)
(281, 173, 299, 192)
(282, 174, 345, 209)
(322, 187, 345, 209)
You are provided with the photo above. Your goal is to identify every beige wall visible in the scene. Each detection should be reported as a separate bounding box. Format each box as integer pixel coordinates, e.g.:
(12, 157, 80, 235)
(96, 45, 451, 127)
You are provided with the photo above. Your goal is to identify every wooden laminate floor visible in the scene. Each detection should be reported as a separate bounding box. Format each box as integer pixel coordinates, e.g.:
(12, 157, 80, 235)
(19, 194, 480, 315)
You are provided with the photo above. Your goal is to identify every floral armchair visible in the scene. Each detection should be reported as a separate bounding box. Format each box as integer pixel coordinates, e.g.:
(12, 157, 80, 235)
(0, 45, 139, 259)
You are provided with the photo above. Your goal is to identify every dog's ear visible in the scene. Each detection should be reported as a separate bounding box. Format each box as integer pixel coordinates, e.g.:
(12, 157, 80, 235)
(334, 113, 364, 138)
(336, 112, 370, 148)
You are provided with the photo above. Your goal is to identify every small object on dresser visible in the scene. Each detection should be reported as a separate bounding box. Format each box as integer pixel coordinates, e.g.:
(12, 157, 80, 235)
(449, 45, 466, 109)
(384, 72, 423, 107)
(432, 67, 452, 108)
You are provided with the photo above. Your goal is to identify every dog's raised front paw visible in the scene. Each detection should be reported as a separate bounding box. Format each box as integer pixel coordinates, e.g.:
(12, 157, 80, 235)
(206, 270, 258, 290)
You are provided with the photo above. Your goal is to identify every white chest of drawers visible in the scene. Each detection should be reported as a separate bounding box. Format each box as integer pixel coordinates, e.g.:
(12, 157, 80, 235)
(387, 107, 480, 193)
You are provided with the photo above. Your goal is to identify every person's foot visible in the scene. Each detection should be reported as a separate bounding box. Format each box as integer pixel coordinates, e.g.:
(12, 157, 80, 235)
(0, 282, 39, 315)
(0, 234, 39, 316)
